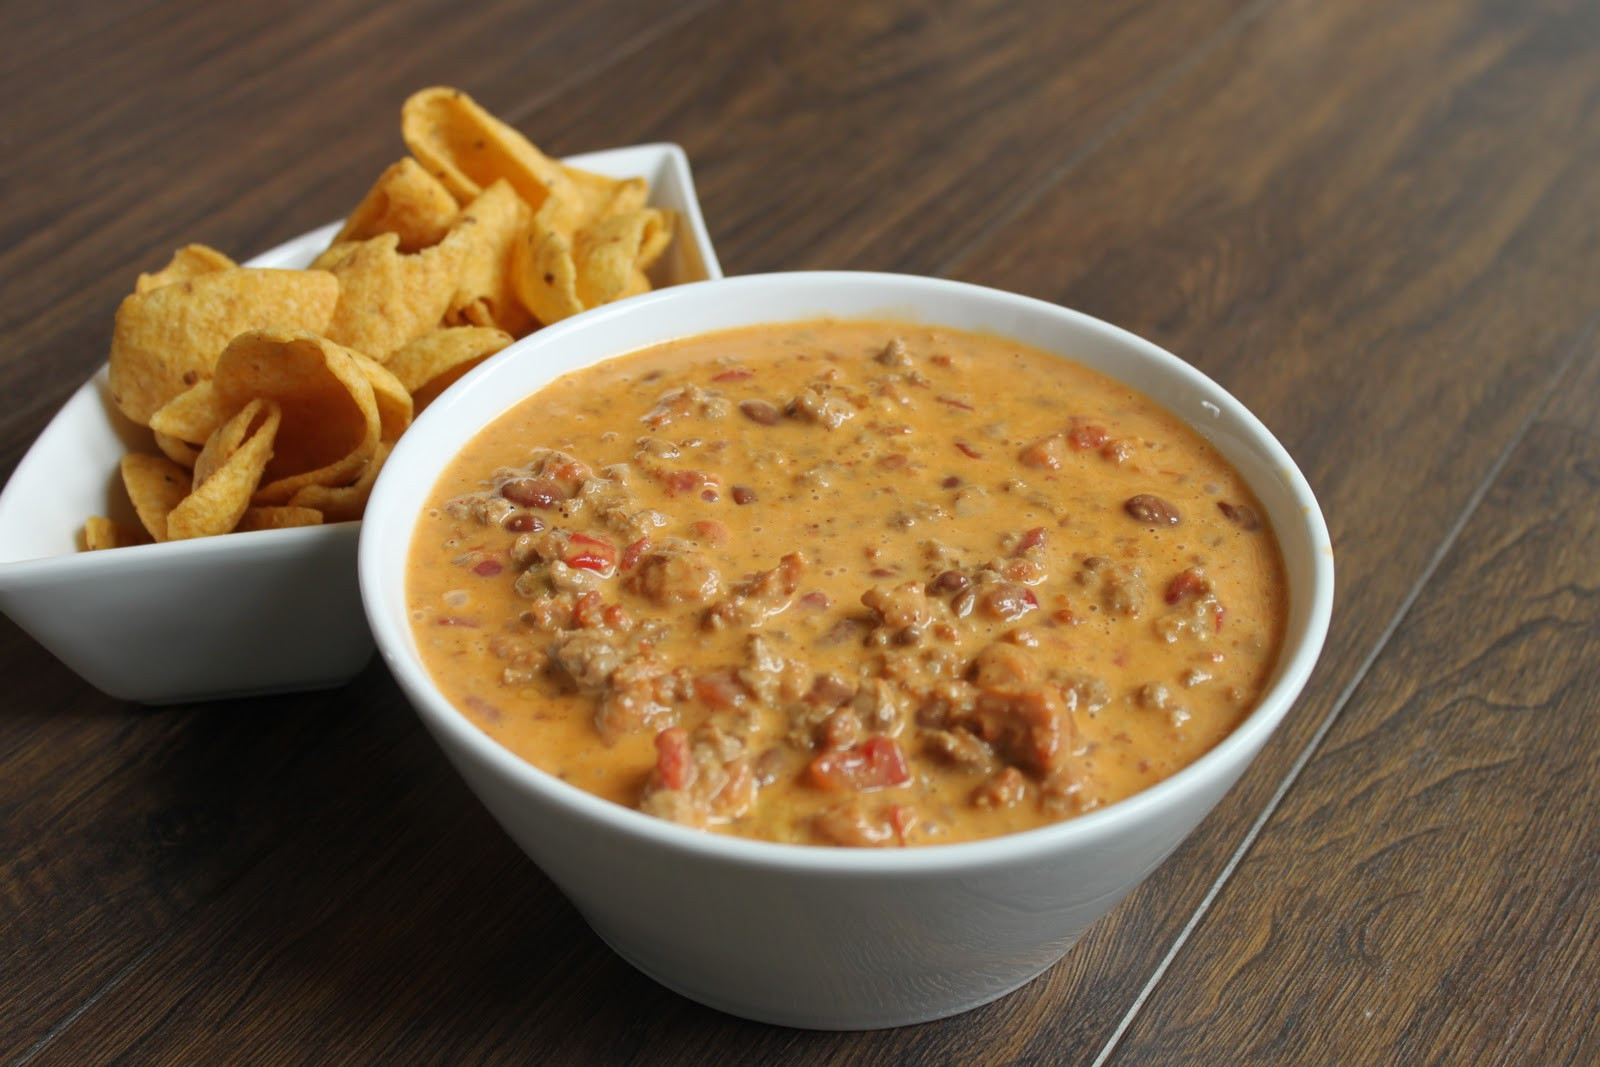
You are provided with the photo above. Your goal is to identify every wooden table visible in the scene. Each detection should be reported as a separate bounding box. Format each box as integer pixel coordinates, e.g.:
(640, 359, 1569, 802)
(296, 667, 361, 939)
(5, 1, 1597, 1062)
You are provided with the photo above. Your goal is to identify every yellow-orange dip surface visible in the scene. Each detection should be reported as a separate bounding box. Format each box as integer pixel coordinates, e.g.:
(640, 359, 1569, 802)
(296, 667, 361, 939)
(407, 321, 1287, 846)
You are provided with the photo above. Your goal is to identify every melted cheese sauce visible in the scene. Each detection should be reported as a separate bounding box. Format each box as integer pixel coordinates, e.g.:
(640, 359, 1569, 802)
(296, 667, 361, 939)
(408, 321, 1286, 846)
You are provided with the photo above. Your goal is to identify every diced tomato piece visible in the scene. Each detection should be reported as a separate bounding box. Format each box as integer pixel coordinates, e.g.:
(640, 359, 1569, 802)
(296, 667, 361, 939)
(711, 367, 753, 381)
(691, 519, 729, 546)
(621, 537, 651, 571)
(654, 727, 692, 790)
(572, 591, 608, 628)
(807, 737, 911, 793)
(661, 469, 710, 494)
(1164, 567, 1211, 605)
(954, 439, 984, 458)
(693, 670, 748, 709)
(1068, 424, 1109, 450)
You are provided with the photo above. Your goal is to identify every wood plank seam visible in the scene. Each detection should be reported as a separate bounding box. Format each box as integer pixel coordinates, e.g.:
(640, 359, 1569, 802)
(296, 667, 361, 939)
(9, 932, 174, 1067)
(1089, 307, 1600, 1067)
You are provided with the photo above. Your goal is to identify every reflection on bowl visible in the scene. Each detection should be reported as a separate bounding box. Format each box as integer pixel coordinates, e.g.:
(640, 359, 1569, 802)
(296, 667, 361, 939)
(0, 144, 721, 704)
(359, 272, 1335, 1029)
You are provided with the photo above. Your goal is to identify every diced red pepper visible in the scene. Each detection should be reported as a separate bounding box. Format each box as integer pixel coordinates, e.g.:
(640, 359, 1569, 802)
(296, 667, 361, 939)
(564, 532, 617, 573)
(807, 737, 911, 793)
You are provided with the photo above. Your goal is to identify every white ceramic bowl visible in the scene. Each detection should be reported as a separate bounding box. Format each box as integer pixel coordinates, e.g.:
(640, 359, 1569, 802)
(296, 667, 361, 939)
(359, 272, 1336, 1029)
(0, 144, 721, 704)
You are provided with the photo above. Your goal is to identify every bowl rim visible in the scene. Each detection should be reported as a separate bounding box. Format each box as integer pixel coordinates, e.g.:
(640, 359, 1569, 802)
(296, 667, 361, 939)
(361, 270, 1335, 875)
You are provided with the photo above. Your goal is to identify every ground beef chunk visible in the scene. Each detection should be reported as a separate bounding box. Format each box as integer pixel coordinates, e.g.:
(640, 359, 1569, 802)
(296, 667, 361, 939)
(790, 384, 856, 428)
(811, 800, 917, 847)
(972, 766, 1028, 809)
(639, 724, 758, 827)
(952, 643, 1076, 776)
(704, 552, 807, 629)
(1076, 555, 1147, 617)
(862, 582, 941, 632)
(550, 632, 624, 691)
(625, 538, 724, 605)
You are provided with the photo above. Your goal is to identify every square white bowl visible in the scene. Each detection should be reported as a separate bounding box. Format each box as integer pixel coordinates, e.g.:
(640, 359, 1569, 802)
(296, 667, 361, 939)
(0, 143, 722, 704)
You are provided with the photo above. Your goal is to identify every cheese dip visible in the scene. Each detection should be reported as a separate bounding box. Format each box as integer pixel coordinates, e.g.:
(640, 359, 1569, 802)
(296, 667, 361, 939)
(408, 320, 1286, 846)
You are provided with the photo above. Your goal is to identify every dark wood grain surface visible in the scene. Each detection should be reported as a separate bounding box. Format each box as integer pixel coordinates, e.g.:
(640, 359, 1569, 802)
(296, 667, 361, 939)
(3, 0, 1597, 1063)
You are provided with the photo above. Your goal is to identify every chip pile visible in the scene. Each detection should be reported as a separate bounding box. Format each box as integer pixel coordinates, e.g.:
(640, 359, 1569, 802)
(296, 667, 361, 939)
(86, 87, 675, 550)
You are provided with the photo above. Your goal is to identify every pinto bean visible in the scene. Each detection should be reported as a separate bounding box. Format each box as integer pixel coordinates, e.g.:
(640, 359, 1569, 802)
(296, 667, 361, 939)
(1218, 501, 1261, 530)
(503, 512, 544, 533)
(978, 582, 1038, 621)
(739, 398, 783, 425)
(501, 477, 567, 508)
(1125, 493, 1180, 526)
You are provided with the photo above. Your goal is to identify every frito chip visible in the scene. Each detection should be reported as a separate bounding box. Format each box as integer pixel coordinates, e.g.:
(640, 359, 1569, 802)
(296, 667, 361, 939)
(168, 401, 281, 540)
(595, 176, 651, 221)
(148, 380, 233, 448)
(286, 441, 391, 523)
(82, 515, 150, 551)
(402, 86, 567, 207)
(87, 87, 679, 551)
(109, 267, 339, 425)
(400, 87, 637, 238)
(211, 329, 382, 505)
(574, 209, 672, 308)
(512, 207, 673, 326)
(312, 233, 462, 361)
(440, 180, 534, 335)
(335, 157, 459, 252)
(152, 431, 199, 469)
(236, 506, 325, 532)
(385, 326, 512, 410)
(349, 352, 414, 444)
(121, 453, 191, 542)
(511, 215, 583, 326)
(135, 244, 237, 294)
(193, 397, 272, 488)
